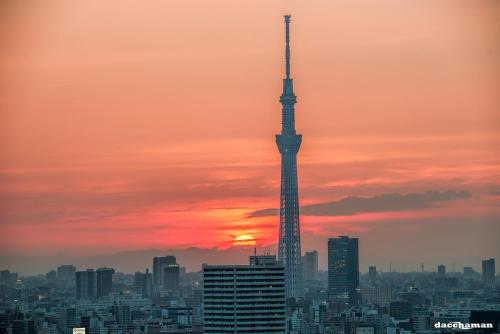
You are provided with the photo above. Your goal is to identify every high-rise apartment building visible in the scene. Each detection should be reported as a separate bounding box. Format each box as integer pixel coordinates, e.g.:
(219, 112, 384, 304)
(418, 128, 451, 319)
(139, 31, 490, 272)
(203, 255, 286, 334)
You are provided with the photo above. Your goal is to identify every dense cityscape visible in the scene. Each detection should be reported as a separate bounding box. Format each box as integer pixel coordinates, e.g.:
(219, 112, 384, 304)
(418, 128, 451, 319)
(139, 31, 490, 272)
(1, 11, 499, 334)
(0, 242, 498, 334)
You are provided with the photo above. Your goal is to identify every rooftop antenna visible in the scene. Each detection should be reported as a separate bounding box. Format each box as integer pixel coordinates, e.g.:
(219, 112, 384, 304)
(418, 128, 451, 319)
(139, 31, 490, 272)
(284, 15, 291, 79)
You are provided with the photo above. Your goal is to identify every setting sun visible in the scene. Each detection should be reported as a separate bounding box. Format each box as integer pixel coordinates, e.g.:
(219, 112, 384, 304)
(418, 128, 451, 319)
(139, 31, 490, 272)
(232, 234, 256, 246)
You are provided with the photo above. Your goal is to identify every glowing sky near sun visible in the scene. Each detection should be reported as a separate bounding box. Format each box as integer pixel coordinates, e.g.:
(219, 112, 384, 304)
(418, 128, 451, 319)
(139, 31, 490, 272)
(0, 0, 499, 271)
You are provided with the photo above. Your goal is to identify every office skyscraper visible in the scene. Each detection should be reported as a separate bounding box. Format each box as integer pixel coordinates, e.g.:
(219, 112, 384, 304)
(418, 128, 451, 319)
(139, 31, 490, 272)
(482, 258, 495, 287)
(96, 267, 114, 298)
(276, 15, 303, 298)
(328, 236, 360, 305)
(368, 266, 377, 285)
(153, 255, 176, 289)
(134, 269, 152, 298)
(163, 265, 180, 293)
(75, 269, 96, 300)
(302, 251, 318, 282)
(203, 255, 286, 333)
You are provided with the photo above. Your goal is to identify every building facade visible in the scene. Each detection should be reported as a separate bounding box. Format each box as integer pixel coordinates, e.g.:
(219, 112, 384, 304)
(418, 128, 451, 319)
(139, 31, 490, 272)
(163, 264, 180, 293)
(96, 267, 114, 299)
(75, 269, 96, 300)
(302, 251, 318, 282)
(202, 255, 286, 333)
(482, 258, 495, 287)
(328, 236, 360, 305)
(152, 255, 177, 289)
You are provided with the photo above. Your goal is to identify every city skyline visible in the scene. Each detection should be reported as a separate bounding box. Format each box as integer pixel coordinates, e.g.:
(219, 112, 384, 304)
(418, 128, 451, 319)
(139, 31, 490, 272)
(1, 0, 500, 274)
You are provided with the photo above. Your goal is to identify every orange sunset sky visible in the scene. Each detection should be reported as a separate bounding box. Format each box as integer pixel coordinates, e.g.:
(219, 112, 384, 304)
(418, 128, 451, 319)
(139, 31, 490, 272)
(1, 0, 499, 272)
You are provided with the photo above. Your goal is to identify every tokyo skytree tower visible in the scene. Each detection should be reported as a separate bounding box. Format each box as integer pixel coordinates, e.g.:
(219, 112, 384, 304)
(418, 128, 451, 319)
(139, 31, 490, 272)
(276, 15, 303, 298)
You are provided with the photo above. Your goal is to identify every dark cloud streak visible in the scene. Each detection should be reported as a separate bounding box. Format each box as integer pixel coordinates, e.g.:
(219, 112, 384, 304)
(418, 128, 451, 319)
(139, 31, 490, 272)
(247, 190, 471, 217)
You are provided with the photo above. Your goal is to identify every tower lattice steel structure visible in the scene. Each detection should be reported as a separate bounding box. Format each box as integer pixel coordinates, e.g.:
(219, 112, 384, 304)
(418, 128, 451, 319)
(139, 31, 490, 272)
(276, 15, 303, 298)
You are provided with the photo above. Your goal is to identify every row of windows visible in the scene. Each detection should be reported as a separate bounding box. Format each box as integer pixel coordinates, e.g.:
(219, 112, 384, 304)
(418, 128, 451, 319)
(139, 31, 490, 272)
(203, 295, 285, 303)
(204, 320, 285, 324)
(204, 293, 284, 296)
(204, 267, 283, 271)
(204, 287, 284, 290)
(204, 313, 285, 317)
(204, 278, 285, 282)
(204, 272, 284, 276)
(203, 306, 285, 311)
(203, 300, 285, 308)
(205, 285, 284, 289)
(205, 331, 284, 334)
(205, 329, 285, 334)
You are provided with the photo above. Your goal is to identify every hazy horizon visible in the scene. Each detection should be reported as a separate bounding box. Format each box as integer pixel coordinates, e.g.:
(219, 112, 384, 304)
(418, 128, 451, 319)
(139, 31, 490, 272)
(0, 245, 495, 277)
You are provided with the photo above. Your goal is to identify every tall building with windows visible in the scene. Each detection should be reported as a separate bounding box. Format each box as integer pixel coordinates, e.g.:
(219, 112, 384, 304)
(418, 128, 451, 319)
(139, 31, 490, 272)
(134, 269, 152, 298)
(302, 251, 318, 282)
(96, 267, 114, 298)
(112, 304, 131, 328)
(202, 255, 286, 334)
(276, 15, 303, 298)
(58, 307, 76, 334)
(482, 258, 495, 287)
(368, 266, 377, 285)
(153, 255, 176, 290)
(75, 269, 96, 300)
(163, 265, 180, 293)
(328, 236, 360, 305)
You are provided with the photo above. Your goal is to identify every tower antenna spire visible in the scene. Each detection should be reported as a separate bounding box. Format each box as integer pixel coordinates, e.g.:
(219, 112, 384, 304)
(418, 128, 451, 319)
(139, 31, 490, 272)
(284, 15, 291, 79)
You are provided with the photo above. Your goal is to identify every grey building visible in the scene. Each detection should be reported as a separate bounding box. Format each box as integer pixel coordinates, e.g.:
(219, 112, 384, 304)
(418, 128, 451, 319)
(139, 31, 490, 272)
(203, 255, 286, 333)
(482, 258, 495, 287)
(153, 255, 176, 289)
(368, 266, 377, 285)
(163, 264, 180, 293)
(328, 236, 360, 305)
(76, 269, 96, 300)
(302, 251, 318, 282)
(112, 304, 131, 327)
(96, 267, 114, 298)
(134, 269, 152, 298)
